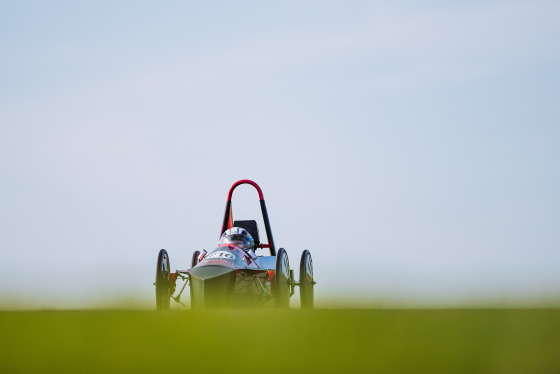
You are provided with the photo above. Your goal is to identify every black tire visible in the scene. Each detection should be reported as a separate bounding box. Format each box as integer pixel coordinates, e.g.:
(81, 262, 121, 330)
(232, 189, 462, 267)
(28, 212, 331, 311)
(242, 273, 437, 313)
(274, 248, 290, 308)
(299, 250, 314, 309)
(155, 249, 171, 310)
(191, 250, 201, 268)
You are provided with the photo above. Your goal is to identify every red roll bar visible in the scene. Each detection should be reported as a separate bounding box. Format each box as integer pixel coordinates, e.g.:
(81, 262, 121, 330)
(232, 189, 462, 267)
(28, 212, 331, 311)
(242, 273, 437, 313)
(220, 180, 276, 256)
(226, 179, 264, 201)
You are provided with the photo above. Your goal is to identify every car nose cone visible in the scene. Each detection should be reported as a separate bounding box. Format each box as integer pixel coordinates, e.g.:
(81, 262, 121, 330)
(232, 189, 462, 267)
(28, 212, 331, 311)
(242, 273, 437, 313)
(189, 266, 236, 308)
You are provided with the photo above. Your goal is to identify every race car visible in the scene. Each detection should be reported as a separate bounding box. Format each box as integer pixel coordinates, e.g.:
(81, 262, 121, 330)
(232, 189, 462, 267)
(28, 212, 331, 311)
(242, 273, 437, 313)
(154, 179, 315, 309)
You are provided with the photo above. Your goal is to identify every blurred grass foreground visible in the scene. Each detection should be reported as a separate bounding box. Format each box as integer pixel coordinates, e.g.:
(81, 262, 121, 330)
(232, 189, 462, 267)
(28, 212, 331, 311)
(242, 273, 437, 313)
(1, 308, 559, 373)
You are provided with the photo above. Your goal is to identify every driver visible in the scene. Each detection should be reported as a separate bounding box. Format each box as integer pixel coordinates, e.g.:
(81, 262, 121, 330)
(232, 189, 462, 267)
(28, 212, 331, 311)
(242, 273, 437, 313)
(218, 227, 255, 252)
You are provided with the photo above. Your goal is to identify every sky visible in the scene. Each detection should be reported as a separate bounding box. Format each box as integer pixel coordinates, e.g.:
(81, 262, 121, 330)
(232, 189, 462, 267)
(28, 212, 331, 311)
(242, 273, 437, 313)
(1, 0, 559, 308)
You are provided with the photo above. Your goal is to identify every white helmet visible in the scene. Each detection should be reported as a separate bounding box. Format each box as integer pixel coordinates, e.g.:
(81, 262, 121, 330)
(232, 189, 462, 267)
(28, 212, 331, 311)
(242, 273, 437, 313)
(218, 227, 255, 251)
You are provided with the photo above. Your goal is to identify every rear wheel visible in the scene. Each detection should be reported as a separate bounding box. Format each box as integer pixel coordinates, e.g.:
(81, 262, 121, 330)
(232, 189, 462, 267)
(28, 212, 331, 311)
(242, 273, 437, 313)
(191, 250, 201, 268)
(155, 249, 171, 310)
(274, 248, 290, 308)
(299, 250, 314, 309)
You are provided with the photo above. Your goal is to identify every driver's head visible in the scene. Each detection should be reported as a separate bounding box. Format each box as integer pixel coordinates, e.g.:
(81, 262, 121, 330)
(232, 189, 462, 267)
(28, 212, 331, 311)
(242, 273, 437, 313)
(218, 227, 255, 251)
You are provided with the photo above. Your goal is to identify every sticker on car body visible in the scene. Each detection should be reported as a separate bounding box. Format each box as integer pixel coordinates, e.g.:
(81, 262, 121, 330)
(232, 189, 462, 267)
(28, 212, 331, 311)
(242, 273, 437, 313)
(205, 251, 235, 260)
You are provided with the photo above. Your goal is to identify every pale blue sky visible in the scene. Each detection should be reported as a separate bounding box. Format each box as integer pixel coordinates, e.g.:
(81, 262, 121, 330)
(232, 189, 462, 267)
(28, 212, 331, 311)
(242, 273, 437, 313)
(1, 0, 559, 307)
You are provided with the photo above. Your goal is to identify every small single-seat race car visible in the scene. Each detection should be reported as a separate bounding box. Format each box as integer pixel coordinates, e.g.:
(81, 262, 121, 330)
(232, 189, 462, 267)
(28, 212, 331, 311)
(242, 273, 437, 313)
(154, 180, 315, 309)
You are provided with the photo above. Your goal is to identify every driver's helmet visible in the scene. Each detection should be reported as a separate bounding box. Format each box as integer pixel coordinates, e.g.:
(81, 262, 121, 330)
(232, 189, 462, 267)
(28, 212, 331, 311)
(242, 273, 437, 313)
(218, 227, 255, 251)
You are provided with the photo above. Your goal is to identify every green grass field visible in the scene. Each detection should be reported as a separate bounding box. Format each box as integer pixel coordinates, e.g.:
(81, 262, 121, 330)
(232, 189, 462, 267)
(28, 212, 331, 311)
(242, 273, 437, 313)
(1, 308, 559, 373)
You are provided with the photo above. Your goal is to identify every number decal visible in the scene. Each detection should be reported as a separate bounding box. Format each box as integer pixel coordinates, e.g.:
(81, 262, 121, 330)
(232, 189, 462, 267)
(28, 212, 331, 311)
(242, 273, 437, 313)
(205, 251, 235, 260)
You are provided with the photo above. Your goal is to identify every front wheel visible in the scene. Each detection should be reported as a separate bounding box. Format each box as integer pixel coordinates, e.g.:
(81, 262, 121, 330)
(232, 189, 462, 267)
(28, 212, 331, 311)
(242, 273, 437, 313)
(299, 250, 314, 309)
(274, 248, 291, 308)
(191, 250, 201, 268)
(155, 249, 171, 310)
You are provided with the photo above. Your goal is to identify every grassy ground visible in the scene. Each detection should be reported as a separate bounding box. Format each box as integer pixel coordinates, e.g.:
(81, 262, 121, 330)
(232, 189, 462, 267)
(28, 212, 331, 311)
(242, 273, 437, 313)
(1, 308, 559, 373)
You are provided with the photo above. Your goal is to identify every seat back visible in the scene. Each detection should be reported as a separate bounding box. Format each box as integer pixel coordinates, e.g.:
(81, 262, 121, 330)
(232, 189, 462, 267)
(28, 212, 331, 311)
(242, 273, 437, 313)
(233, 220, 260, 247)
